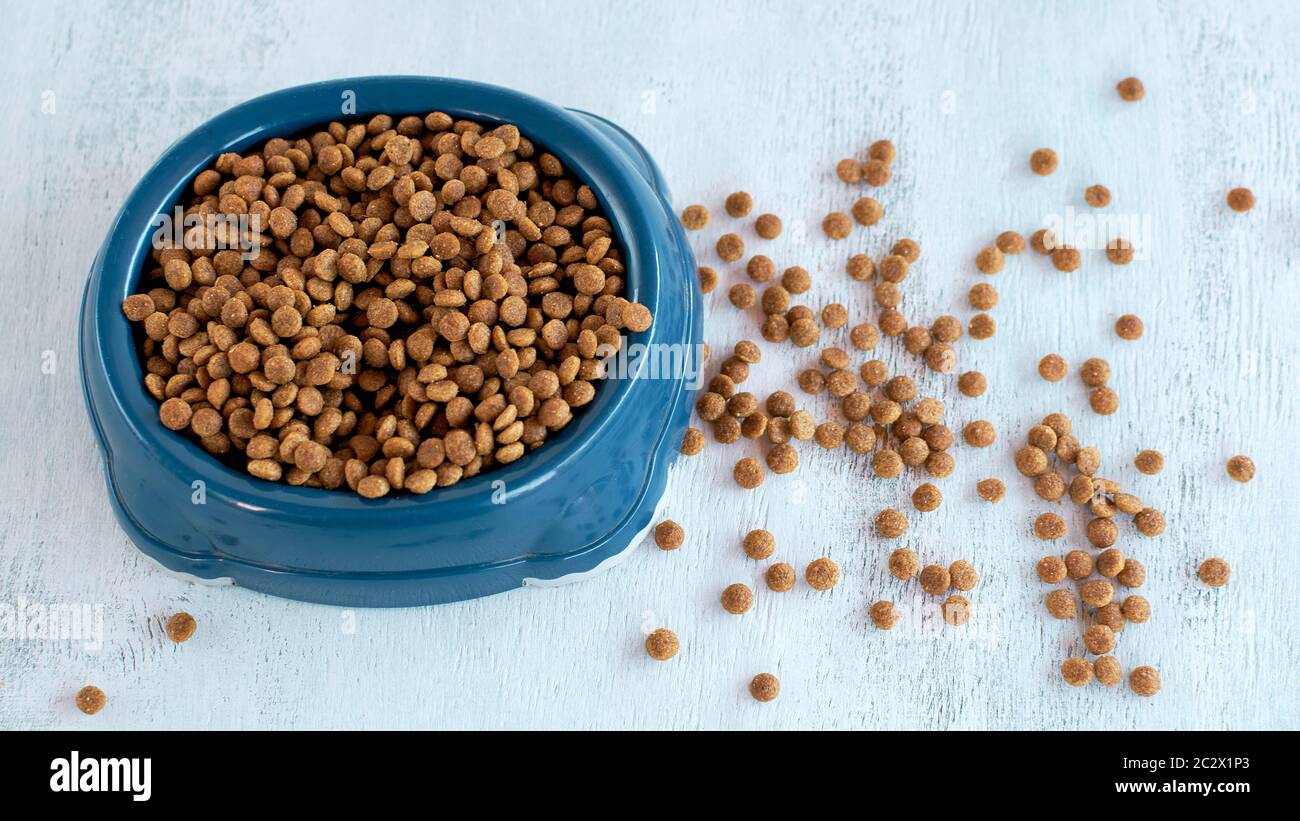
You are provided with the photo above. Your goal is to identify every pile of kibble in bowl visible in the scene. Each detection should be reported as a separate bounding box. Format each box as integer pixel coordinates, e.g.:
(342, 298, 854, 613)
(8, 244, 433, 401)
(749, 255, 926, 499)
(121, 112, 652, 498)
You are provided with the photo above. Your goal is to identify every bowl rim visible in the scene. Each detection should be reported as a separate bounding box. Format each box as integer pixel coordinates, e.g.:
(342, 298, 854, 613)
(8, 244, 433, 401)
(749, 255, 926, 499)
(85, 75, 673, 515)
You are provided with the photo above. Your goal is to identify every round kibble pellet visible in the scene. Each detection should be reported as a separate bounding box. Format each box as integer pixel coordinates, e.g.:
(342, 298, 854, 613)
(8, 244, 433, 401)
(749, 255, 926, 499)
(1034, 512, 1067, 540)
(870, 600, 899, 630)
(1198, 557, 1230, 587)
(1135, 507, 1165, 536)
(766, 562, 796, 592)
(852, 197, 884, 225)
(1084, 184, 1111, 208)
(743, 529, 775, 560)
(749, 672, 780, 702)
(1116, 76, 1145, 101)
(1134, 449, 1163, 475)
(869, 139, 896, 164)
(1106, 237, 1135, 264)
(889, 547, 920, 580)
(1080, 357, 1110, 387)
(1038, 354, 1068, 382)
(654, 520, 685, 550)
(1046, 589, 1077, 620)
(1227, 455, 1255, 483)
(1061, 658, 1094, 687)
(1115, 314, 1144, 340)
(949, 560, 978, 591)
(1065, 550, 1094, 580)
(75, 685, 106, 715)
(1088, 519, 1120, 549)
(975, 246, 1004, 274)
(1117, 558, 1147, 589)
(996, 230, 1026, 254)
(1227, 187, 1255, 213)
(1122, 595, 1151, 623)
(1051, 246, 1081, 272)
(725, 191, 753, 217)
(1097, 548, 1126, 579)
(721, 583, 754, 614)
(963, 420, 996, 448)
(729, 283, 756, 309)
(806, 557, 840, 591)
(680, 205, 710, 230)
(919, 564, 951, 595)
(912, 483, 943, 512)
(1030, 148, 1058, 176)
(755, 213, 783, 239)
(746, 255, 775, 283)
(1035, 472, 1066, 501)
(165, 612, 197, 643)
(821, 212, 852, 239)
(717, 233, 745, 262)
(645, 628, 679, 661)
(958, 371, 987, 398)
(1037, 555, 1067, 584)
(969, 283, 998, 311)
(1128, 666, 1161, 697)
(875, 508, 909, 538)
(836, 158, 862, 183)
(1094, 656, 1123, 687)
(1096, 603, 1126, 633)
(1086, 628, 1117, 658)
(1030, 228, 1057, 254)
(862, 159, 891, 187)
(733, 457, 765, 489)
(1081, 579, 1115, 608)
(681, 428, 705, 456)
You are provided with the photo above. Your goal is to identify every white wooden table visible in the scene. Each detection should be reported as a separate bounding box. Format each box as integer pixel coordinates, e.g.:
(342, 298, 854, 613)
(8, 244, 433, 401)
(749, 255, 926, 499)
(2, 0, 1297, 730)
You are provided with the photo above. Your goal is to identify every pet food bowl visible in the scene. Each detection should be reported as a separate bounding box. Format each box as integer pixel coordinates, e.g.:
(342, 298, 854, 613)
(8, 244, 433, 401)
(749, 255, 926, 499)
(79, 76, 702, 607)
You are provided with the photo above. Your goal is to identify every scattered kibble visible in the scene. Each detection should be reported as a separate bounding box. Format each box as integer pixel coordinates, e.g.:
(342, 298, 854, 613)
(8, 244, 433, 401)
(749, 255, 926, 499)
(1061, 658, 1093, 686)
(968, 314, 996, 340)
(976, 478, 1005, 504)
(733, 457, 765, 489)
(717, 232, 745, 261)
(1038, 354, 1068, 382)
(1089, 386, 1120, 415)
(749, 672, 780, 702)
(851, 197, 884, 225)
(766, 562, 796, 592)
(1118, 559, 1147, 589)
(1065, 549, 1095, 580)
(1115, 314, 1144, 340)
(1226, 187, 1255, 213)
(821, 212, 852, 239)
(1116, 76, 1145, 101)
(912, 483, 943, 512)
(959, 371, 988, 398)
(996, 230, 1026, 254)
(1198, 557, 1230, 587)
(836, 158, 862, 183)
(919, 564, 951, 595)
(165, 612, 197, 643)
(1029, 148, 1058, 176)
(1121, 595, 1151, 623)
(1051, 246, 1081, 272)
(942, 594, 972, 626)
(75, 685, 106, 715)
(1084, 624, 1116, 655)
(1128, 665, 1161, 697)
(654, 520, 685, 551)
(698, 266, 718, 293)
(888, 547, 920, 580)
(743, 529, 775, 560)
(1134, 507, 1166, 536)
(681, 428, 705, 456)
(1094, 656, 1123, 686)
(1046, 589, 1077, 619)
(725, 191, 753, 217)
(963, 420, 996, 448)
(975, 246, 1005, 274)
(1106, 237, 1135, 264)
(1034, 512, 1067, 540)
(1226, 455, 1255, 483)
(875, 508, 909, 538)
(755, 213, 783, 239)
(680, 204, 710, 229)
(1084, 184, 1111, 208)
(949, 560, 978, 591)
(1030, 228, 1057, 255)
(806, 557, 841, 590)
(645, 628, 679, 661)
(1036, 555, 1067, 584)
(1080, 579, 1115, 608)
(721, 583, 754, 614)
(870, 600, 899, 630)
(862, 159, 891, 187)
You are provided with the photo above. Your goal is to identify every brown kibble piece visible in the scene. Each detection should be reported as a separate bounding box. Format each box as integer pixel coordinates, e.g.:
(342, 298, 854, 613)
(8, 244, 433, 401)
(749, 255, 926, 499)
(1051, 246, 1081, 272)
(1128, 666, 1161, 697)
(958, 371, 988, 398)
(821, 212, 852, 239)
(996, 231, 1026, 254)
(1065, 550, 1094, 580)
(698, 266, 718, 293)
(721, 583, 754, 614)
(1135, 507, 1165, 536)
(1030, 228, 1057, 255)
(1106, 237, 1135, 265)
(912, 483, 943, 513)
(919, 564, 951, 596)
(749, 672, 780, 702)
(888, 548, 920, 580)
(1046, 589, 1077, 620)
(862, 159, 891, 187)
(870, 600, 899, 630)
(733, 457, 765, 489)
(836, 158, 862, 183)
(949, 560, 978, 591)
(975, 478, 1005, 504)
(968, 314, 996, 340)
(1038, 354, 1068, 382)
(1118, 559, 1147, 589)
(1061, 658, 1093, 687)
(1226, 187, 1255, 213)
(1088, 519, 1120, 549)
(1034, 512, 1067, 540)
(1090, 387, 1120, 415)
(681, 428, 705, 456)
(963, 420, 996, 448)
(1084, 184, 1111, 208)
(1080, 579, 1115, 608)
(1080, 358, 1111, 386)
(1115, 314, 1144, 340)
(1037, 555, 1067, 584)
(717, 233, 745, 262)
(165, 611, 197, 643)
(680, 205, 710, 230)
(766, 562, 796, 592)
(654, 520, 685, 551)
(1227, 455, 1255, 483)
(1096, 548, 1125, 578)
(1198, 557, 1230, 587)
(805, 557, 841, 591)
(942, 595, 972, 626)
(1029, 148, 1058, 176)
(1084, 624, 1116, 655)
(743, 529, 775, 560)
(75, 685, 106, 715)
(1116, 76, 1145, 101)
(969, 283, 998, 311)
(725, 191, 753, 218)
(851, 197, 884, 226)
(975, 246, 1004, 274)
(755, 213, 783, 239)
(875, 508, 909, 538)
(1121, 595, 1151, 623)
(645, 628, 679, 661)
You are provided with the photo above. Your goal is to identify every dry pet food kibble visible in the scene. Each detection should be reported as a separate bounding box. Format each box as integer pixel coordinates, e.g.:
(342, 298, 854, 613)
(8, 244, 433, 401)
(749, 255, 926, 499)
(165, 611, 197, 643)
(766, 562, 796, 592)
(733, 457, 765, 489)
(1128, 665, 1161, 697)
(75, 685, 107, 715)
(996, 231, 1026, 254)
(852, 197, 884, 226)
(975, 246, 1004, 274)
(1226, 455, 1255, 483)
(875, 508, 909, 538)
(1115, 314, 1144, 340)
(805, 557, 841, 590)
(717, 232, 745, 261)
(743, 529, 775, 560)
(1094, 656, 1123, 686)
(1116, 76, 1145, 101)
(1061, 658, 1094, 687)
(721, 583, 754, 614)
(1045, 589, 1077, 619)
(919, 564, 951, 595)
(959, 371, 988, 397)
(1036, 555, 1067, 584)
(749, 672, 780, 702)
(1034, 512, 1067, 540)
(1038, 354, 1068, 382)
(755, 213, 783, 239)
(1226, 187, 1255, 213)
(725, 191, 753, 217)
(889, 547, 920, 580)
(1084, 184, 1111, 208)
(1198, 557, 1231, 587)
(645, 628, 679, 661)
(870, 600, 900, 630)
(680, 205, 710, 230)
(654, 520, 685, 550)
(1029, 148, 1058, 176)
(942, 595, 972, 626)
(821, 212, 852, 239)
(123, 111, 655, 498)
(949, 560, 978, 591)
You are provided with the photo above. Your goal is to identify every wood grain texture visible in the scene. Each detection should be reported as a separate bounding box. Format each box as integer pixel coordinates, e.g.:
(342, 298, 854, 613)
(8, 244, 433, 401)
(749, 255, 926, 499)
(1, 0, 1297, 730)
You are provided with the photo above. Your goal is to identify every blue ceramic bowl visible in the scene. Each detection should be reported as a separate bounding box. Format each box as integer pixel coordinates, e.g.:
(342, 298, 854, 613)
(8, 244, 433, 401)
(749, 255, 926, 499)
(79, 77, 701, 607)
